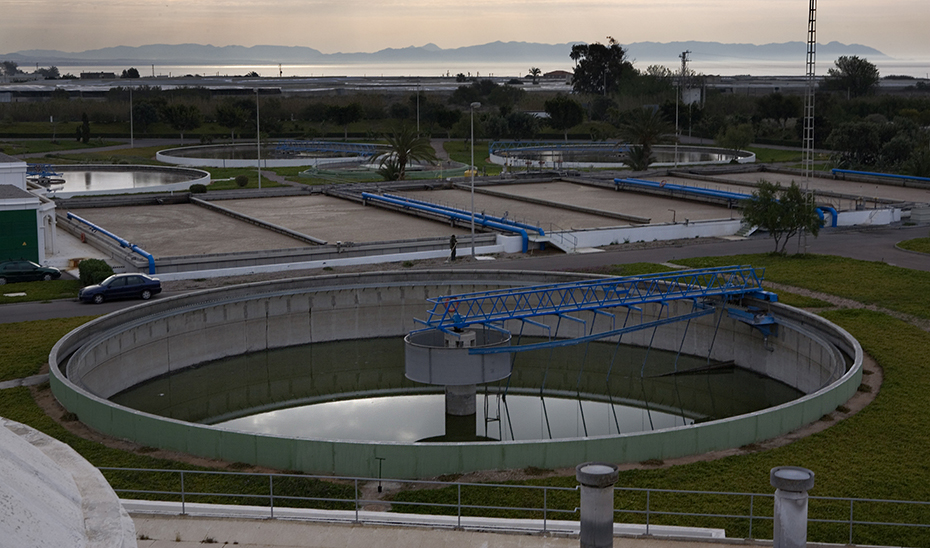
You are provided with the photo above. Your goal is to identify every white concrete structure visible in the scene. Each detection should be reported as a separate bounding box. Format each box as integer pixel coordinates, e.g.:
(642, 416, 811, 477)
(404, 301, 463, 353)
(0, 417, 137, 548)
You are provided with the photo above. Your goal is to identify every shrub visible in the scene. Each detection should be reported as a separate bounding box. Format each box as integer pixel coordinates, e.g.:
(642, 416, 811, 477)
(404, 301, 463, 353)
(78, 258, 113, 286)
(234, 175, 248, 188)
(189, 183, 207, 193)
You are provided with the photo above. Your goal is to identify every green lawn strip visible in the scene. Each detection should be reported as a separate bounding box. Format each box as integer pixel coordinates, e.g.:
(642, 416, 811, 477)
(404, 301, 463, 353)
(391, 311, 930, 546)
(203, 167, 283, 190)
(0, 139, 122, 155)
(898, 238, 930, 254)
(675, 253, 930, 320)
(443, 141, 503, 176)
(772, 292, 833, 308)
(0, 316, 97, 381)
(569, 262, 680, 278)
(0, 280, 82, 305)
(42, 145, 165, 166)
(269, 166, 316, 184)
(747, 147, 801, 164)
(570, 262, 832, 308)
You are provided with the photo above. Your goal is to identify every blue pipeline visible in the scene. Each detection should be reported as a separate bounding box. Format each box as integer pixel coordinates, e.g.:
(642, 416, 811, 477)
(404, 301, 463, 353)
(817, 206, 838, 227)
(615, 178, 752, 202)
(381, 193, 544, 236)
(361, 193, 531, 253)
(66, 212, 157, 274)
(832, 168, 930, 184)
(618, 178, 838, 227)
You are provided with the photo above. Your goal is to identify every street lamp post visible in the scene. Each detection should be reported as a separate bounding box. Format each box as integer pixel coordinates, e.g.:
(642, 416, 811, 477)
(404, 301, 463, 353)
(470, 102, 481, 258)
(129, 87, 134, 149)
(256, 88, 262, 189)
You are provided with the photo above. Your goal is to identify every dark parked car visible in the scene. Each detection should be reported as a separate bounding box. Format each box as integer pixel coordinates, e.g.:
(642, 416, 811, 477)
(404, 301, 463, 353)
(79, 273, 162, 304)
(0, 260, 62, 285)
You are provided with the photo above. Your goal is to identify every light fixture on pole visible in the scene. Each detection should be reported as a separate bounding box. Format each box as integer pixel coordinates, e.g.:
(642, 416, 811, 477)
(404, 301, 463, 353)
(470, 102, 481, 258)
(256, 88, 261, 189)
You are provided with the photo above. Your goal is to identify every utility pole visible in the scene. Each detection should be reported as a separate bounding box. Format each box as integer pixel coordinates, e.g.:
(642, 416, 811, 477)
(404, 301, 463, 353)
(256, 88, 262, 189)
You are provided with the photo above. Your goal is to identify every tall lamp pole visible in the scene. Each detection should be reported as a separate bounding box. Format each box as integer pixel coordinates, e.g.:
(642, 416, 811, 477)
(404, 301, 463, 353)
(129, 87, 134, 149)
(470, 102, 481, 258)
(256, 88, 262, 189)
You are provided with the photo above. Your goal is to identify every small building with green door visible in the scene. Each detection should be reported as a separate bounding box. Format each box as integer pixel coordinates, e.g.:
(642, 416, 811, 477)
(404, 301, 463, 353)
(0, 152, 57, 264)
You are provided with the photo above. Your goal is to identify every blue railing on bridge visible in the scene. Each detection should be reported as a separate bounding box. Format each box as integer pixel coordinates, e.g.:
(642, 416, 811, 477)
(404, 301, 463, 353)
(27, 163, 62, 178)
(419, 265, 773, 332)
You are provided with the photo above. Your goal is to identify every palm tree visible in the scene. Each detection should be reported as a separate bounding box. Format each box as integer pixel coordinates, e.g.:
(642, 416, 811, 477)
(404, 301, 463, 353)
(529, 67, 541, 85)
(379, 125, 439, 181)
(619, 108, 673, 171)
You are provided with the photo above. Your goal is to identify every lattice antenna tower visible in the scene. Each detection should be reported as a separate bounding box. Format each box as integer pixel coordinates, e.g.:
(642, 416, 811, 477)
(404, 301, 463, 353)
(679, 50, 692, 92)
(802, 0, 817, 181)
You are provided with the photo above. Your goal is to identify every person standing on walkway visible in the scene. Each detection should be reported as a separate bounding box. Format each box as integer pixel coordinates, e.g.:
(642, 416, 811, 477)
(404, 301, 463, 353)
(449, 234, 457, 262)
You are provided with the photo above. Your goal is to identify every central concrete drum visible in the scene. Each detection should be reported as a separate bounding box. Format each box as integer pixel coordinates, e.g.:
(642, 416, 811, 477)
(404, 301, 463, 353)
(405, 328, 512, 415)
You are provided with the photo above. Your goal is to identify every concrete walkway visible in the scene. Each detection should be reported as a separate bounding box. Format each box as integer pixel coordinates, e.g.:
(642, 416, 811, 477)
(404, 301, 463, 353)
(132, 515, 739, 548)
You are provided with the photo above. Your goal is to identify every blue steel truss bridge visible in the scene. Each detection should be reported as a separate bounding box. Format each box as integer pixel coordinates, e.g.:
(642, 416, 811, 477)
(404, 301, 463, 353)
(414, 265, 778, 355)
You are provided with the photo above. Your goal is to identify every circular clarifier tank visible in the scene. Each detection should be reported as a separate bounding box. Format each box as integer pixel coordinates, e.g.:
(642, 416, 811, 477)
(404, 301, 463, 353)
(489, 143, 755, 169)
(35, 165, 209, 198)
(156, 142, 387, 168)
(49, 270, 863, 479)
(109, 337, 803, 443)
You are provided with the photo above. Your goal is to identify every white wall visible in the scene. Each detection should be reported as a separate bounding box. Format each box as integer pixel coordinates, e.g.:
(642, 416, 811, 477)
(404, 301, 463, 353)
(0, 158, 28, 190)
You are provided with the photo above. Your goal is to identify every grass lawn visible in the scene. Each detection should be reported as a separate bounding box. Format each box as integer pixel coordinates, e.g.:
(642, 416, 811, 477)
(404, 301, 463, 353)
(677, 253, 930, 320)
(0, 139, 122, 156)
(2, 253, 930, 545)
(444, 140, 503, 176)
(44, 145, 165, 165)
(204, 167, 283, 190)
(898, 237, 930, 254)
(746, 146, 801, 164)
(0, 317, 98, 381)
(0, 280, 82, 305)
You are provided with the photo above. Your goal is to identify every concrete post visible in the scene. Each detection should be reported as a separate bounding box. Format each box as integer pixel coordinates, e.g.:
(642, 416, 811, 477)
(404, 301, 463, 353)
(770, 466, 815, 548)
(444, 331, 477, 416)
(576, 462, 619, 548)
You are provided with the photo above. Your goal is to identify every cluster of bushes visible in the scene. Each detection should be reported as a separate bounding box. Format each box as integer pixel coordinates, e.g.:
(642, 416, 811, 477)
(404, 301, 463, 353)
(77, 258, 113, 286)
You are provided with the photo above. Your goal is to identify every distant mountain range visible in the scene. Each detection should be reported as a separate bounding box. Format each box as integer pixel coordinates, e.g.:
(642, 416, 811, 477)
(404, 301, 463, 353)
(1, 40, 888, 67)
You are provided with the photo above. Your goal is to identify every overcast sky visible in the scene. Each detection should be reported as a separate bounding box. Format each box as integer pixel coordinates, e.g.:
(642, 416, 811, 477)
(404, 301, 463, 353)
(2, 0, 928, 59)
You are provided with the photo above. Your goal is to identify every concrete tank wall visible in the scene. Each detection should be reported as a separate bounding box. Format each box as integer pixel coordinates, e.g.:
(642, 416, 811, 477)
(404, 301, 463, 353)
(50, 270, 862, 479)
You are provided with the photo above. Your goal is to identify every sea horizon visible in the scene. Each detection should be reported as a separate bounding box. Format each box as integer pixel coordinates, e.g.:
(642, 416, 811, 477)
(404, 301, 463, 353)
(44, 58, 930, 80)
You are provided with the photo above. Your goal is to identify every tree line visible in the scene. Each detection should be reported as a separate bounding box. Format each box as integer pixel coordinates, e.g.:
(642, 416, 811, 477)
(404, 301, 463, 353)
(3, 42, 929, 176)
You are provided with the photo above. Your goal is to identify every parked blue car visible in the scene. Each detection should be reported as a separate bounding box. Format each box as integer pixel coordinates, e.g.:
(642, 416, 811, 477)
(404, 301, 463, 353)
(79, 273, 162, 304)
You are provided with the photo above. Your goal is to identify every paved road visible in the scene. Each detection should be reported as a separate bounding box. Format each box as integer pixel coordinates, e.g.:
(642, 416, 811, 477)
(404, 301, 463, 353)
(0, 291, 185, 324)
(3, 223, 928, 324)
(458, 224, 930, 273)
